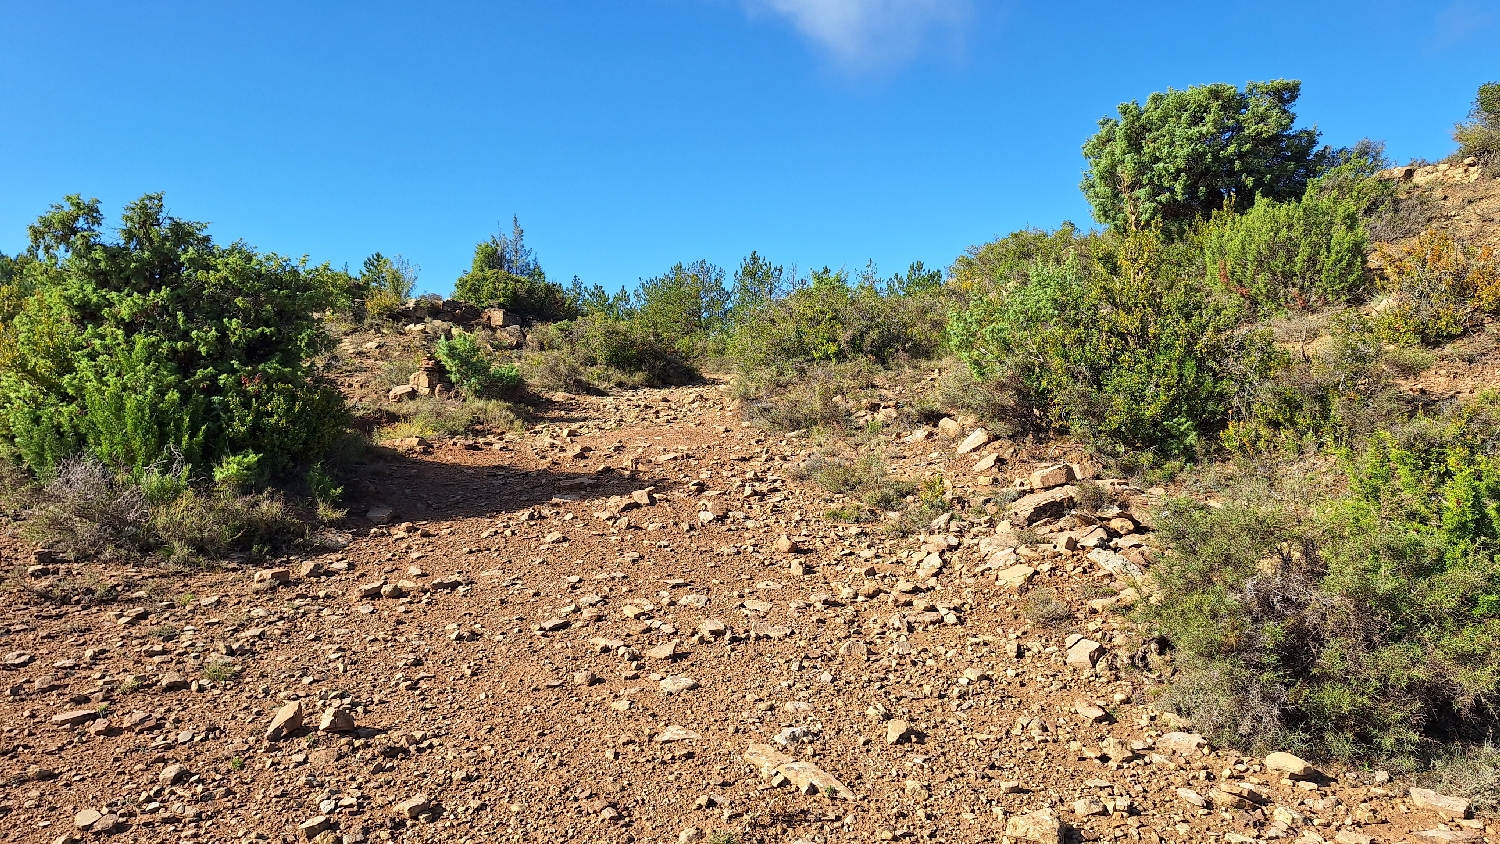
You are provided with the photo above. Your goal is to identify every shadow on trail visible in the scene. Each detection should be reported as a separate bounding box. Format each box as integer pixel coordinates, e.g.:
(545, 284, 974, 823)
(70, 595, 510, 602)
(341, 443, 661, 526)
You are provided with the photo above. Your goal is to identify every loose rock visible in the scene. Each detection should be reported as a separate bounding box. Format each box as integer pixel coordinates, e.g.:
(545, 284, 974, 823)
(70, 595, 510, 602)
(266, 700, 303, 742)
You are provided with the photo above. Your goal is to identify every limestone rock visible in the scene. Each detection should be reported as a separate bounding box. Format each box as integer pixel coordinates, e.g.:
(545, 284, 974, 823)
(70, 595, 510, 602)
(159, 762, 188, 785)
(1176, 787, 1207, 808)
(298, 816, 332, 840)
(741, 743, 852, 799)
(659, 675, 698, 694)
(654, 725, 701, 743)
(51, 708, 99, 727)
(885, 719, 914, 744)
(1265, 751, 1317, 779)
(1008, 486, 1076, 526)
(397, 794, 431, 819)
(1003, 809, 1062, 843)
(994, 564, 1036, 590)
(1158, 732, 1207, 755)
(955, 428, 991, 455)
(1065, 637, 1102, 668)
(1029, 464, 1076, 490)
(645, 640, 680, 661)
(1409, 787, 1470, 819)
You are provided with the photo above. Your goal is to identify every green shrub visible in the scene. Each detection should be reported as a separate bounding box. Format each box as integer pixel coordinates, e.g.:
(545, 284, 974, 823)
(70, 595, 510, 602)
(570, 314, 699, 386)
(521, 315, 699, 392)
(632, 261, 731, 358)
(452, 219, 578, 321)
(1149, 404, 1500, 758)
(727, 266, 947, 378)
(0, 194, 349, 479)
(1454, 82, 1500, 160)
(1372, 230, 1500, 346)
(948, 224, 1099, 296)
(433, 333, 525, 399)
(947, 226, 1281, 457)
(1200, 170, 1373, 312)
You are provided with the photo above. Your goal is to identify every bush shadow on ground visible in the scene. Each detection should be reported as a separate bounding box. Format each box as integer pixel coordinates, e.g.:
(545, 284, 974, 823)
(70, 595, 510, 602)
(343, 444, 661, 525)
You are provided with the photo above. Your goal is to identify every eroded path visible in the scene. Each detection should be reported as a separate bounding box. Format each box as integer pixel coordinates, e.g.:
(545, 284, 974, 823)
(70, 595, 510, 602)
(0, 384, 1481, 844)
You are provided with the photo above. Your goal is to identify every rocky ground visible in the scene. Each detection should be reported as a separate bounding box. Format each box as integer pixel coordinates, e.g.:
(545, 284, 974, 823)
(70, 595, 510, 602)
(0, 383, 1491, 844)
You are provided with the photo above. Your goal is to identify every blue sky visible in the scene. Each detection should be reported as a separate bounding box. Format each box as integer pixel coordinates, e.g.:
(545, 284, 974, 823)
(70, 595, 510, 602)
(2, 1, 1496, 296)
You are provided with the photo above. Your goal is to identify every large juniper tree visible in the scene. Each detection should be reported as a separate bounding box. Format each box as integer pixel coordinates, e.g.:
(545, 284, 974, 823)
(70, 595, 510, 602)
(1081, 80, 1331, 232)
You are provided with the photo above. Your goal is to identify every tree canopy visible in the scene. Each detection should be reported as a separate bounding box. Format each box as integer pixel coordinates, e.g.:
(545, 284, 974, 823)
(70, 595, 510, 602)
(1081, 80, 1331, 232)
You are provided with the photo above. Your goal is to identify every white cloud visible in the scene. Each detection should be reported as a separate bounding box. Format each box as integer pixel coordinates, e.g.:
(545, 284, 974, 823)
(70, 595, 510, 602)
(741, 0, 974, 67)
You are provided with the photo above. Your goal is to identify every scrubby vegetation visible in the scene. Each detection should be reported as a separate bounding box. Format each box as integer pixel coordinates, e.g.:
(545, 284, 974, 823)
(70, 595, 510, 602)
(4, 78, 1500, 775)
(0, 194, 354, 562)
(947, 225, 1280, 457)
(1455, 82, 1500, 162)
(433, 333, 524, 399)
(1148, 402, 1500, 760)
(453, 218, 578, 322)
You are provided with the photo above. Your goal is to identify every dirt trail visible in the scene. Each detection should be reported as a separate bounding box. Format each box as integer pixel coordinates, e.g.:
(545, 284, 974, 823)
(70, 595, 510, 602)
(0, 384, 1486, 844)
